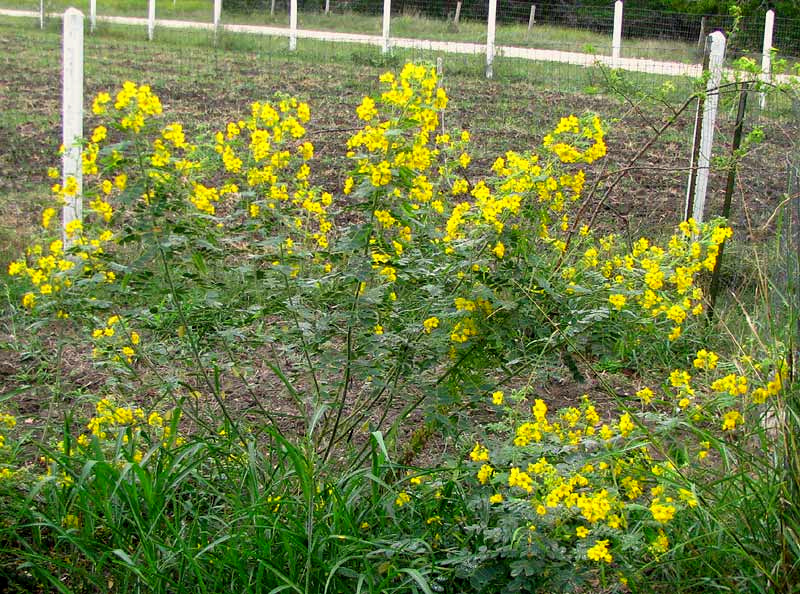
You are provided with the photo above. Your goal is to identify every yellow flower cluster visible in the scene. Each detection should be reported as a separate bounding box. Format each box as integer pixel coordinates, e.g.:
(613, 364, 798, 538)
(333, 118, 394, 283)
(77, 397, 177, 453)
(8, 212, 115, 311)
(90, 315, 140, 365)
(42, 398, 180, 488)
(466, 393, 700, 569)
(93, 81, 163, 133)
(636, 349, 786, 432)
(213, 96, 332, 252)
(542, 114, 606, 164)
(0, 412, 16, 456)
(562, 218, 732, 342)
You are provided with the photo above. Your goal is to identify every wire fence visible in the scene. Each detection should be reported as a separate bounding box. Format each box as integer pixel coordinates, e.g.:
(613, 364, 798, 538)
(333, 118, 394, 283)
(6, 0, 800, 58)
(1, 6, 798, 248)
(3, 0, 799, 122)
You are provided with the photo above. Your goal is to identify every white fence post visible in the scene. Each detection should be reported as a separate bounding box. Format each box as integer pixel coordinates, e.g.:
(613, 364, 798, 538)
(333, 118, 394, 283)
(528, 5, 536, 33)
(213, 0, 222, 44)
(289, 0, 297, 51)
(89, 0, 96, 33)
(39, 0, 44, 29)
(270, 0, 276, 17)
(147, 0, 155, 41)
(612, 0, 623, 60)
(62, 8, 84, 248)
(454, 1, 461, 26)
(325, 0, 330, 15)
(759, 9, 774, 110)
(688, 31, 726, 225)
(486, 0, 497, 79)
(382, 0, 391, 54)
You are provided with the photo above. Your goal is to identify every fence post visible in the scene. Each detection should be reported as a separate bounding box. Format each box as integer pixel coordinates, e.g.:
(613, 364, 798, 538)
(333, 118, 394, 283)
(213, 0, 221, 45)
(697, 16, 706, 53)
(270, 0, 276, 17)
(486, 0, 497, 79)
(382, 0, 391, 54)
(527, 5, 536, 34)
(62, 8, 84, 248)
(147, 0, 155, 41)
(325, 0, 330, 16)
(708, 82, 748, 320)
(454, 1, 461, 26)
(39, 0, 44, 29)
(612, 0, 623, 60)
(686, 31, 726, 225)
(89, 0, 96, 33)
(759, 9, 774, 110)
(289, 0, 297, 50)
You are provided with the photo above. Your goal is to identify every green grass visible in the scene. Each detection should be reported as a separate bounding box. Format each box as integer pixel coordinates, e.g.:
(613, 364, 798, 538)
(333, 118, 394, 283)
(0, 0, 704, 62)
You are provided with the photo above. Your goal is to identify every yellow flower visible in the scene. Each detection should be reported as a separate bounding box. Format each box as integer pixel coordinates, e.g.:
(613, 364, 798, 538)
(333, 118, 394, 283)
(650, 499, 677, 524)
(492, 241, 505, 259)
(508, 467, 534, 493)
(395, 491, 411, 507)
(477, 464, 494, 485)
(356, 96, 378, 121)
(586, 539, 613, 563)
(636, 387, 654, 404)
(576, 526, 590, 538)
(489, 493, 503, 504)
(618, 413, 635, 437)
(470, 443, 490, 462)
(423, 317, 439, 333)
(492, 391, 504, 406)
(22, 292, 36, 309)
(693, 349, 719, 370)
(608, 294, 626, 310)
(722, 409, 743, 431)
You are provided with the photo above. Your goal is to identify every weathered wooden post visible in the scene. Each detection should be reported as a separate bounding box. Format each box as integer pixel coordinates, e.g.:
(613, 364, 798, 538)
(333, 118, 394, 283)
(697, 16, 706, 53)
(89, 0, 96, 33)
(527, 5, 536, 35)
(454, 1, 462, 27)
(62, 8, 84, 247)
(685, 31, 726, 224)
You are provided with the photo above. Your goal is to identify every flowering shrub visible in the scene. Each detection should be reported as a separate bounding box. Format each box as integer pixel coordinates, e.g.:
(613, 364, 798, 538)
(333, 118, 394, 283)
(413, 347, 788, 591)
(4, 62, 794, 592)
